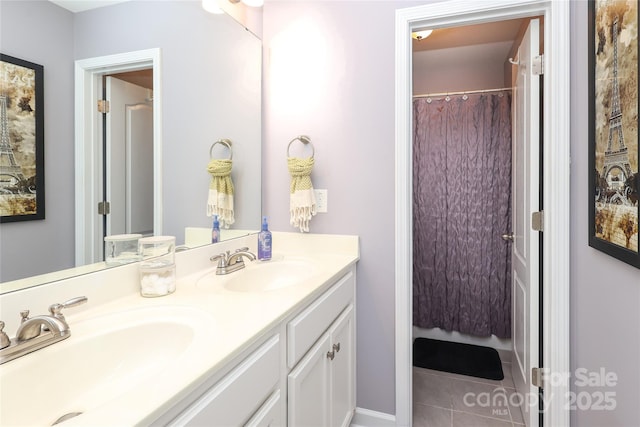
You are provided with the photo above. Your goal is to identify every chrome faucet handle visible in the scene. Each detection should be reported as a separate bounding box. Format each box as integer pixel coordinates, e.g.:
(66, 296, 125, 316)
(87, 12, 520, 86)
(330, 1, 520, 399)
(210, 253, 228, 267)
(227, 250, 256, 266)
(20, 310, 30, 323)
(0, 321, 10, 350)
(48, 296, 88, 322)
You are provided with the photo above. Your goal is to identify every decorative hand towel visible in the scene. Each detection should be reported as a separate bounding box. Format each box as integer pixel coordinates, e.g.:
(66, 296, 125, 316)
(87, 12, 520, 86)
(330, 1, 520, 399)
(288, 156, 317, 232)
(207, 158, 235, 228)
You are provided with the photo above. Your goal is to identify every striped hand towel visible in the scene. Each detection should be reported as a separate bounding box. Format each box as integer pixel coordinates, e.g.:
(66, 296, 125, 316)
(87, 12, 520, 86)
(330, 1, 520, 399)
(207, 158, 235, 228)
(288, 156, 316, 232)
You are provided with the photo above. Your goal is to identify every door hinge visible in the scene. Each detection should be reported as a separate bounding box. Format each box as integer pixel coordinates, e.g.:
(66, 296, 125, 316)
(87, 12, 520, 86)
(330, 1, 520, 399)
(98, 201, 110, 215)
(533, 54, 544, 76)
(97, 99, 110, 113)
(532, 210, 544, 232)
(532, 367, 545, 388)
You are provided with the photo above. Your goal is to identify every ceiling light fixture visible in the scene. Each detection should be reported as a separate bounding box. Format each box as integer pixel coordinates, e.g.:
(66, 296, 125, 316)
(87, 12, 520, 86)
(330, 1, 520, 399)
(412, 29, 433, 41)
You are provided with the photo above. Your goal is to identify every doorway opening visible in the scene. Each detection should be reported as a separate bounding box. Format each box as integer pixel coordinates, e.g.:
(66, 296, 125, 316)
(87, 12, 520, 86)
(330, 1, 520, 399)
(74, 48, 162, 266)
(103, 71, 155, 242)
(395, 2, 571, 427)
(411, 17, 541, 427)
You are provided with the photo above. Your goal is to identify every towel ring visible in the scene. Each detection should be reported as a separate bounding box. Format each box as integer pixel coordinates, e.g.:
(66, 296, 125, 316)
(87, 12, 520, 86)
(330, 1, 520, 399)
(210, 138, 233, 160)
(287, 135, 314, 158)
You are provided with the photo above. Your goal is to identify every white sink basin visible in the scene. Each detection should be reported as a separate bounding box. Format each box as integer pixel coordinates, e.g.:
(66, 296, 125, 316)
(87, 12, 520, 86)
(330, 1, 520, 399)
(196, 257, 317, 292)
(0, 305, 214, 427)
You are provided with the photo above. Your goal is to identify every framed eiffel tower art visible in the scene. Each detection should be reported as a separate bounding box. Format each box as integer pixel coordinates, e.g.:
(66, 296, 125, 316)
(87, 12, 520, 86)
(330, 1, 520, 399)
(589, 0, 640, 269)
(0, 54, 44, 223)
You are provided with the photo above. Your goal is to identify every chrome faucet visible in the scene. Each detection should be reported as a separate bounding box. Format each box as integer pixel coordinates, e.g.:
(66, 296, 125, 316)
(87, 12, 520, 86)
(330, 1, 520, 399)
(210, 247, 256, 275)
(0, 296, 87, 364)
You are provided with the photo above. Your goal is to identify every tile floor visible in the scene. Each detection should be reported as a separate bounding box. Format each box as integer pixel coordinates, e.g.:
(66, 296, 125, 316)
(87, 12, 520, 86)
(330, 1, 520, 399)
(413, 352, 526, 427)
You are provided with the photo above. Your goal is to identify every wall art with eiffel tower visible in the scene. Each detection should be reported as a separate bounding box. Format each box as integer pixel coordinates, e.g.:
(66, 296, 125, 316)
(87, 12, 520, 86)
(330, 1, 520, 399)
(0, 54, 44, 223)
(589, 0, 639, 269)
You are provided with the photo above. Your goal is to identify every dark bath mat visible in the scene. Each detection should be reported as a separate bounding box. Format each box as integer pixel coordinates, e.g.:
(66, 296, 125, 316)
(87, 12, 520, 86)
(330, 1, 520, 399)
(413, 337, 504, 380)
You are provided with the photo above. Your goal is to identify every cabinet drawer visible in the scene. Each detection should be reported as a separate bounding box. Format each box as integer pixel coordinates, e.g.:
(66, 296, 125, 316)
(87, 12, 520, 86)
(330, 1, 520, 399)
(287, 271, 354, 368)
(170, 334, 280, 426)
(245, 390, 281, 427)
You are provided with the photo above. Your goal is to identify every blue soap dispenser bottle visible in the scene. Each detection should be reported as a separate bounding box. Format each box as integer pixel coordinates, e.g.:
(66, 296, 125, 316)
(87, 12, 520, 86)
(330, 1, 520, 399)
(258, 216, 272, 261)
(211, 215, 220, 243)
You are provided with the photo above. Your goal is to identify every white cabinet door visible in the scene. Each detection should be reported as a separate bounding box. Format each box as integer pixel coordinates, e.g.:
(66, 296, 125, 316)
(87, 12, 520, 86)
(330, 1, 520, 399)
(329, 305, 354, 427)
(288, 305, 355, 427)
(288, 333, 331, 427)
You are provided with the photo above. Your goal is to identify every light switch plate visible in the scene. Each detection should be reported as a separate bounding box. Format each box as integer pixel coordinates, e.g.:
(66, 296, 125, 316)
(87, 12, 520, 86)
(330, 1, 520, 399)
(315, 189, 328, 213)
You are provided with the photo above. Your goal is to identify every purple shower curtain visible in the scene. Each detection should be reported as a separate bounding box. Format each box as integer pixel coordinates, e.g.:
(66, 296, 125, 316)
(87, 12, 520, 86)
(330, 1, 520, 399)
(413, 92, 512, 338)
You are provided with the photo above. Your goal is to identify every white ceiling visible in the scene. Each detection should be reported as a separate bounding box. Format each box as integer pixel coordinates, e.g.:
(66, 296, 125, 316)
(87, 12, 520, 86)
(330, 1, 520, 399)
(413, 18, 525, 52)
(48, 0, 130, 13)
(412, 18, 529, 81)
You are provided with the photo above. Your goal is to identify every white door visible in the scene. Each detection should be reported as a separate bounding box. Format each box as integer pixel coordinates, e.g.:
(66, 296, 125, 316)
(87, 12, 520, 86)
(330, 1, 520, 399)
(105, 76, 154, 237)
(510, 18, 541, 427)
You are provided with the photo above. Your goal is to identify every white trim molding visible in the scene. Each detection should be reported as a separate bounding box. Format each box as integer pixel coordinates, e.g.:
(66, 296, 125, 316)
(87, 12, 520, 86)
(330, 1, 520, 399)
(350, 407, 396, 427)
(395, 1, 571, 426)
(74, 48, 162, 266)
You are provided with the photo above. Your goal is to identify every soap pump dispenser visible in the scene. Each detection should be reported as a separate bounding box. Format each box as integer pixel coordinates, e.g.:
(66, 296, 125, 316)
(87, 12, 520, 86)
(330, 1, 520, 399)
(258, 216, 272, 261)
(211, 215, 220, 243)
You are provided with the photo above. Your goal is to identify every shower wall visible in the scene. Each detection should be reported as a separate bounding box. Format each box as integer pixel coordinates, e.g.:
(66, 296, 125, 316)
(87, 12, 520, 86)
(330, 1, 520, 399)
(412, 42, 510, 95)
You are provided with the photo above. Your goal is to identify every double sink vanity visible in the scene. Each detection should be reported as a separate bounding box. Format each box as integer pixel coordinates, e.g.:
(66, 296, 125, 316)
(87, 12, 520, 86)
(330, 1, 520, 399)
(0, 232, 359, 426)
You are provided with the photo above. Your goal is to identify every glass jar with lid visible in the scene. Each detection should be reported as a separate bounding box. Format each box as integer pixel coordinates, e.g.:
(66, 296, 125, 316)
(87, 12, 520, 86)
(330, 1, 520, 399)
(138, 236, 176, 297)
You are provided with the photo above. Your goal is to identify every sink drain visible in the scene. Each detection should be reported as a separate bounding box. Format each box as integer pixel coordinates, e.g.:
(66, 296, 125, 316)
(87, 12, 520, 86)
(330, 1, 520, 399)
(52, 412, 83, 425)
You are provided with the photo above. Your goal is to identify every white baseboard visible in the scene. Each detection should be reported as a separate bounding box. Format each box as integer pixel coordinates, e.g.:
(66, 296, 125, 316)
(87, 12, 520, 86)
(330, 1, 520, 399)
(350, 407, 396, 427)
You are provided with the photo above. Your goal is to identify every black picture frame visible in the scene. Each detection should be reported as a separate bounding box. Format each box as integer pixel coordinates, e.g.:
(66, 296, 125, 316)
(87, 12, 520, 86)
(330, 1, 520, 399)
(588, 0, 640, 269)
(0, 53, 45, 223)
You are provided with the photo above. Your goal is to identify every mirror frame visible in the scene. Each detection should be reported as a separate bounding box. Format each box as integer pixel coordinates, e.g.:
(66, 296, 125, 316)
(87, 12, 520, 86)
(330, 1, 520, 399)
(74, 48, 163, 266)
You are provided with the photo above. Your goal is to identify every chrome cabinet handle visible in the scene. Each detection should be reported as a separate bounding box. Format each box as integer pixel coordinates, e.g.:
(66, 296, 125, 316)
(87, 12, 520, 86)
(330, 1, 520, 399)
(501, 233, 514, 242)
(327, 342, 341, 361)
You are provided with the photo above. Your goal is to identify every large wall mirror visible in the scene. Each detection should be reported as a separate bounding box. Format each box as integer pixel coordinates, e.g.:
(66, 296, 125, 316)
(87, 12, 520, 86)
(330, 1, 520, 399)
(0, 0, 262, 293)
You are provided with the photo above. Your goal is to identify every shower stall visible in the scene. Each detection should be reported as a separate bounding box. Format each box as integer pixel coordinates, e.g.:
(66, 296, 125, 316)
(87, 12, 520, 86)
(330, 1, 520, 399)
(412, 90, 513, 340)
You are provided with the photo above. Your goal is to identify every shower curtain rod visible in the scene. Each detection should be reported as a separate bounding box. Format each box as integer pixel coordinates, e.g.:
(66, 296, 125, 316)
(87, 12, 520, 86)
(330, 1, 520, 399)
(413, 87, 512, 99)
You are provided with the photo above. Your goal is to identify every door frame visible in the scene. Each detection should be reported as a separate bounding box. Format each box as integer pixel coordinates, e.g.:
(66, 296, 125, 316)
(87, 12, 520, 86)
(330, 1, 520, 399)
(74, 48, 162, 266)
(395, 1, 570, 426)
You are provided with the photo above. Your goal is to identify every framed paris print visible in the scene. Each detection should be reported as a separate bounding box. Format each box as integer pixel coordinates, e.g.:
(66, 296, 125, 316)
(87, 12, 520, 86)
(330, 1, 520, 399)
(0, 53, 45, 222)
(588, 0, 639, 269)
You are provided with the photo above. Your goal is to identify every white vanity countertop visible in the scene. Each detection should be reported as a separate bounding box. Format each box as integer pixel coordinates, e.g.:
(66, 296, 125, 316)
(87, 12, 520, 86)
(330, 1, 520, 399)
(0, 232, 358, 427)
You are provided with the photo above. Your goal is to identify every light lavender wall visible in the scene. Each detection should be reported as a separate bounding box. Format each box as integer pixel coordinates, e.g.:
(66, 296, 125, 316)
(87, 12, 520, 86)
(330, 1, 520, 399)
(0, 1, 75, 282)
(570, 2, 640, 425)
(263, 0, 426, 414)
(264, 1, 640, 423)
(413, 42, 510, 94)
